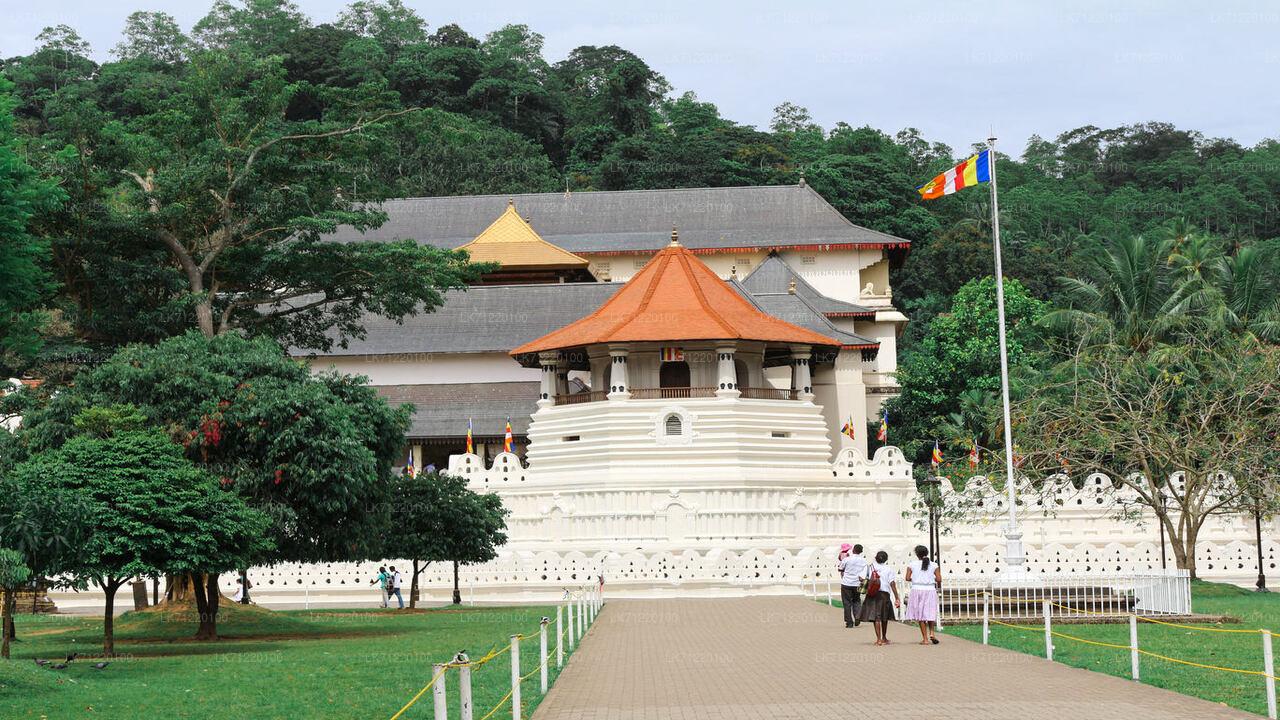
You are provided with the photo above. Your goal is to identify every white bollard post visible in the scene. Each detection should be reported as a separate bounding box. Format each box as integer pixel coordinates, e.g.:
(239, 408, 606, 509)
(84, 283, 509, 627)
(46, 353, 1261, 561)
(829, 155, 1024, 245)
(510, 634, 521, 720)
(456, 652, 473, 720)
(556, 606, 564, 667)
(1264, 630, 1277, 720)
(1130, 615, 1140, 681)
(432, 663, 447, 720)
(1043, 600, 1053, 661)
(567, 601, 575, 650)
(469, 579, 474, 606)
(578, 594, 586, 638)
(539, 617, 549, 694)
(305, 584, 310, 610)
(982, 593, 990, 645)
(826, 580, 832, 606)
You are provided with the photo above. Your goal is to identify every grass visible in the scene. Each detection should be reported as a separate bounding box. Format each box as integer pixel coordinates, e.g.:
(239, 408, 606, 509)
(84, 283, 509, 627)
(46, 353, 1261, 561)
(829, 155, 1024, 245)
(941, 580, 1280, 716)
(0, 600, 579, 720)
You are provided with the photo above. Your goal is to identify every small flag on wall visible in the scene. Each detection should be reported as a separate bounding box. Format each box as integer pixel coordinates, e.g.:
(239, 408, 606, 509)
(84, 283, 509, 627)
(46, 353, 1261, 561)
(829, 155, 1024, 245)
(877, 412, 888, 442)
(841, 416, 854, 439)
(931, 441, 943, 469)
(466, 418, 473, 454)
(660, 347, 685, 362)
(504, 417, 514, 453)
(406, 449, 416, 477)
(969, 440, 981, 468)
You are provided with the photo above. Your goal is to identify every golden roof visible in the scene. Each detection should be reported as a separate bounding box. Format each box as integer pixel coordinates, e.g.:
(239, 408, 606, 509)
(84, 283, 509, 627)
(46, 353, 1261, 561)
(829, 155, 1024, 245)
(458, 201, 590, 270)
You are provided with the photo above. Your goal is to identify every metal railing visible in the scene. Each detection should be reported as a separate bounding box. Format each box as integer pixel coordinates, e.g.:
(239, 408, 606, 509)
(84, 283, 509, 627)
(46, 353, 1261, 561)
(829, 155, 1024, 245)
(935, 570, 1191, 620)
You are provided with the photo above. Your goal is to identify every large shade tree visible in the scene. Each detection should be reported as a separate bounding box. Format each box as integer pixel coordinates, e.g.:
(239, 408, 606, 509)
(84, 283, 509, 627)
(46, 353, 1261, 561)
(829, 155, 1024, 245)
(13, 418, 270, 653)
(14, 332, 411, 639)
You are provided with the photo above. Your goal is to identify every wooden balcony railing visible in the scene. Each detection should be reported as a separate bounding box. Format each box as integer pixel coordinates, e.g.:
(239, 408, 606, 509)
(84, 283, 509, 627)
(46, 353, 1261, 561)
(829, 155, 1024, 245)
(554, 390, 608, 405)
(737, 386, 800, 400)
(627, 386, 718, 400)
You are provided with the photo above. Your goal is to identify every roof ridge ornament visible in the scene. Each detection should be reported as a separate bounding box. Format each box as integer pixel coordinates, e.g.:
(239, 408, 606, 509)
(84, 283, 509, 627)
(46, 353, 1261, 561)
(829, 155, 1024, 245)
(798, 167, 806, 187)
(789, 279, 797, 294)
(670, 225, 680, 246)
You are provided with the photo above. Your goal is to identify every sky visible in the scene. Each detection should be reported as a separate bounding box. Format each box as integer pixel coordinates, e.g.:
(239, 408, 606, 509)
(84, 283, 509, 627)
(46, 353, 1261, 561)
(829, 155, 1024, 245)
(1, 0, 1276, 156)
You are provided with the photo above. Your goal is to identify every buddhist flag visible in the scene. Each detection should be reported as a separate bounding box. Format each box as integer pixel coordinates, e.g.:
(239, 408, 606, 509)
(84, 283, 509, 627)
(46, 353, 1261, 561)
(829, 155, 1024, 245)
(931, 441, 943, 470)
(406, 449, 416, 478)
(877, 412, 888, 442)
(661, 347, 684, 362)
(466, 418, 473, 454)
(968, 439, 980, 468)
(504, 417, 513, 453)
(917, 150, 992, 200)
(841, 416, 855, 439)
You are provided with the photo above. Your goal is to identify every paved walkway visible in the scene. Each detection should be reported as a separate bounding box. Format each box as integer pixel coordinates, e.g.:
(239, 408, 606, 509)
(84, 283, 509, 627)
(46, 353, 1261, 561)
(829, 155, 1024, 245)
(532, 597, 1256, 719)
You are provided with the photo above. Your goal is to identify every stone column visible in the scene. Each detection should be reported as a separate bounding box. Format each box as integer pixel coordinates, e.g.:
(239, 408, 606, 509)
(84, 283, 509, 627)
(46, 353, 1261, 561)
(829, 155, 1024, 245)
(791, 345, 813, 401)
(715, 344, 740, 399)
(556, 369, 570, 398)
(607, 346, 630, 400)
(538, 352, 558, 408)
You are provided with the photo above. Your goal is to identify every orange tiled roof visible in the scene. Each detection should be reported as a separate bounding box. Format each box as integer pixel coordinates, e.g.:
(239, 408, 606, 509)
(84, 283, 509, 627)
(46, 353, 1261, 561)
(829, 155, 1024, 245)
(511, 234, 841, 355)
(457, 201, 590, 270)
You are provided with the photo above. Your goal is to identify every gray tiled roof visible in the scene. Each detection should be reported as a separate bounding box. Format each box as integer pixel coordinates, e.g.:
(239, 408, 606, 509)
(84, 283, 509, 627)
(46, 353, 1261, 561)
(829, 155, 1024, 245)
(299, 282, 623, 356)
(373, 382, 539, 439)
(740, 291, 879, 349)
(323, 185, 911, 254)
(738, 254, 876, 317)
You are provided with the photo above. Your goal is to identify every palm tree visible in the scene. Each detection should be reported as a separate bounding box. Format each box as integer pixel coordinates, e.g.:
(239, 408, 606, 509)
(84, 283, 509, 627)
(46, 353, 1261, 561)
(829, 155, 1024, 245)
(1205, 245, 1280, 343)
(1046, 234, 1197, 351)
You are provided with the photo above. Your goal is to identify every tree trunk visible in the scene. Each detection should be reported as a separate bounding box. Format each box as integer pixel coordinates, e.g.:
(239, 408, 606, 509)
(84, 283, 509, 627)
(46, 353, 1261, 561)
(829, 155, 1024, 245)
(0, 588, 13, 659)
(409, 559, 420, 610)
(452, 560, 461, 605)
(190, 573, 221, 641)
(240, 568, 250, 604)
(102, 578, 120, 658)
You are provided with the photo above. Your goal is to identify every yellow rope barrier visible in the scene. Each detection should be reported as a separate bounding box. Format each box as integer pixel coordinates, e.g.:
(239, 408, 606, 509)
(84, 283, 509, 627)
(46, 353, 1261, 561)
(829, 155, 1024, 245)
(985, 612, 1280, 681)
(980, 591, 1260, 634)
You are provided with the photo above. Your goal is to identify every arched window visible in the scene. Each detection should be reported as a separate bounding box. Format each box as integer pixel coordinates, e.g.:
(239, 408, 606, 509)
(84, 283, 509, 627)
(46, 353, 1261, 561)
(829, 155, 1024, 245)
(664, 414, 683, 436)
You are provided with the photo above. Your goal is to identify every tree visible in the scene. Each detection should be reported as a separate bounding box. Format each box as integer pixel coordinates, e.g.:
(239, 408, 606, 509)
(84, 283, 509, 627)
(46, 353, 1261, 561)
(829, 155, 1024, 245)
(384, 471, 508, 606)
(0, 549, 29, 660)
(13, 422, 270, 652)
(884, 277, 1048, 464)
(16, 332, 411, 639)
(111, 11, 190, 63)
(0, 77, 65, 376)
(337, 0, 427, 53)
(95, 49, 484, 350)
(1016, 338, 1279, 578)
(383, 471, 507, 608)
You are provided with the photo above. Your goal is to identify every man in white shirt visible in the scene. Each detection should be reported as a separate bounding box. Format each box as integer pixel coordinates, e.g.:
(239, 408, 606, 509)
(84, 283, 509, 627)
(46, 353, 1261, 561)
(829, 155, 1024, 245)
(388, 566, 404, 608)
(837, 544, 868, 627)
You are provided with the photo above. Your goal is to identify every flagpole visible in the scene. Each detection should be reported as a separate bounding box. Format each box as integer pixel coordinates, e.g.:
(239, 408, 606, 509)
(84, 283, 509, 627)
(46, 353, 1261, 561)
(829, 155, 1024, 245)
(987, 135, 1027, 577)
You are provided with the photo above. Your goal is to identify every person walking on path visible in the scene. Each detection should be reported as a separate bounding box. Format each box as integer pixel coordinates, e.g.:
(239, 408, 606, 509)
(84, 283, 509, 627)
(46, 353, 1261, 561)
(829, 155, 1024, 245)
(389, 566, 405, 608)
(837, 543, 868, 628)
(857, 550, 899, 646)
(372, 566, 390, 608)
(904, 545, 942, 645)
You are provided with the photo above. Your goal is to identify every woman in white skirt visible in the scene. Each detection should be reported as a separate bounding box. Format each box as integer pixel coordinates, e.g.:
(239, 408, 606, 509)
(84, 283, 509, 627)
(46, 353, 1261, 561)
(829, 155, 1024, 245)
(904, 545, 941, 645)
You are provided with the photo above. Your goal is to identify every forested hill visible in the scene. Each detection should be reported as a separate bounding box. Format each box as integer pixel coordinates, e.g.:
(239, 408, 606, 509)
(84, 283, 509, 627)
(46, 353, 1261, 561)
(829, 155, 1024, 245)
(2, 2, 1278, 373)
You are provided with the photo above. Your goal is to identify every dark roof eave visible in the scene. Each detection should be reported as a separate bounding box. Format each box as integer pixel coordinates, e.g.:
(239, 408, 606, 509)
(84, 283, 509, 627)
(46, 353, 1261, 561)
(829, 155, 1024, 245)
(585, 241, 911, 257)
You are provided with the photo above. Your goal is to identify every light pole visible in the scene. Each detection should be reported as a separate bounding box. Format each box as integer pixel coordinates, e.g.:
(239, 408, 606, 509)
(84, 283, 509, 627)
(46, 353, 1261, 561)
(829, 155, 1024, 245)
(1256, 495, 1269, 593)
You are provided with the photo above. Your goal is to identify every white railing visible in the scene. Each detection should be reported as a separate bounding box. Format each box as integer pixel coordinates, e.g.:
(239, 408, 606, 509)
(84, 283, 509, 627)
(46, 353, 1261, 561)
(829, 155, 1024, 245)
(934, 569, 1191, 621)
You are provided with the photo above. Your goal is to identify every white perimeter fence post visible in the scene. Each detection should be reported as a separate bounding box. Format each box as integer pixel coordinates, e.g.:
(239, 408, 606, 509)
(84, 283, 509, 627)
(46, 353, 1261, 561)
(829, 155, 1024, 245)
(556, 606, 564, 667)
(1263, 629, 1276, 720)
(567, 600, 575, 650)
(1129, 615, 1140, 681)
(1043, 600, 1053, 661)
(510, 634, 521, 720)
(456, 652, 473, 720)
(432, 662, 447, 720)
(539, 616, 549, 694)
(982, 593, 990, 645)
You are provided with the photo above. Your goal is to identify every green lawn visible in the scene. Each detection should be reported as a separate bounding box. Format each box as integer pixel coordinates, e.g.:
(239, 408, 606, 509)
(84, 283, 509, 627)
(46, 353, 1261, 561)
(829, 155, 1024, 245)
(942, 581, 1280, 716)
(0, 600, 582, 720)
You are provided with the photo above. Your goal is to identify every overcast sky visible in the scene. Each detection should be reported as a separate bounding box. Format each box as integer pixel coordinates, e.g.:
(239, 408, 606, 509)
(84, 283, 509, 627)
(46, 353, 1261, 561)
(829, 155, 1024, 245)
(2, 1, 1275, 156)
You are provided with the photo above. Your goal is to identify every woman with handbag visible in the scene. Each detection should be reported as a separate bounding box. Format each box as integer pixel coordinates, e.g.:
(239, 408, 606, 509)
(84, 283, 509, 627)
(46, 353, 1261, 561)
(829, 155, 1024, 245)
(904, 545, 942, 645)
(857, 550, 900, 646)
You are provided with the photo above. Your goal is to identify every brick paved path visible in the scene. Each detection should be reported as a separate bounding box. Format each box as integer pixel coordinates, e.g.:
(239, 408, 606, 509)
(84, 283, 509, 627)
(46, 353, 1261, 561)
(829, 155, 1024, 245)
(532, 596, 1256, 719)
